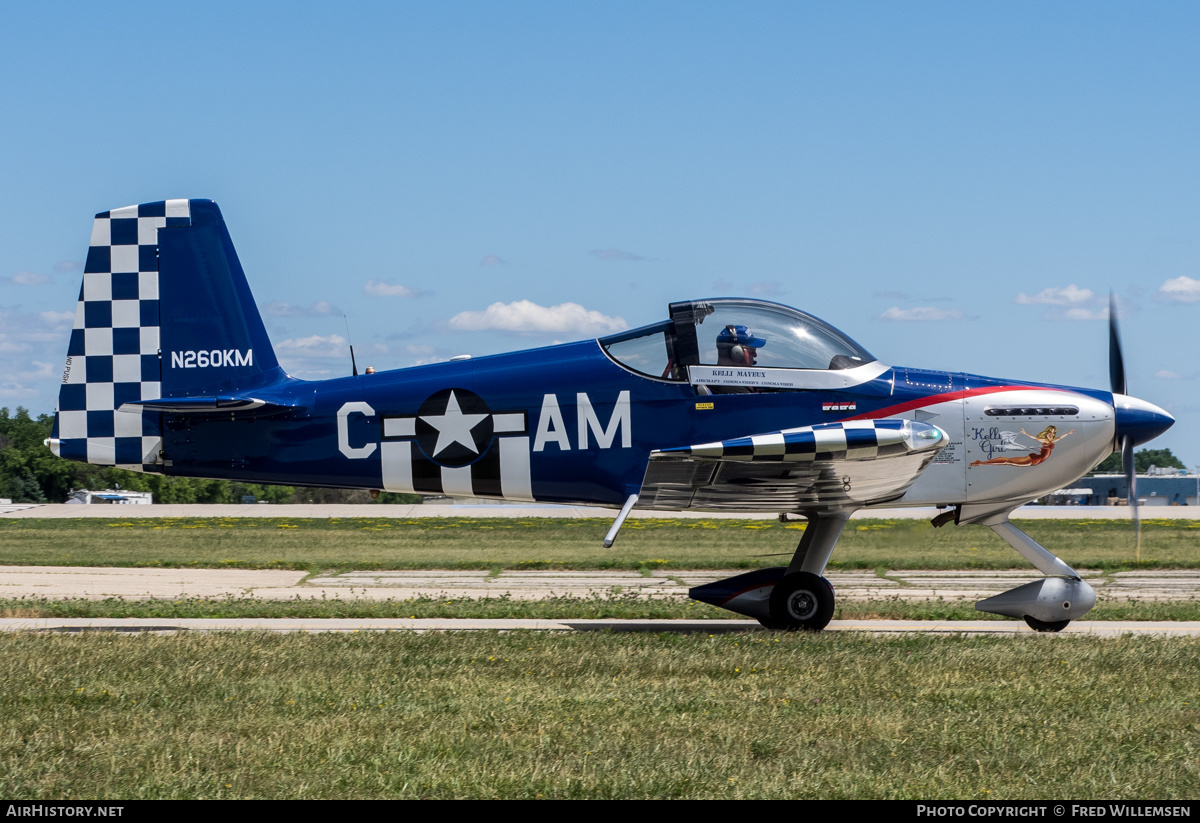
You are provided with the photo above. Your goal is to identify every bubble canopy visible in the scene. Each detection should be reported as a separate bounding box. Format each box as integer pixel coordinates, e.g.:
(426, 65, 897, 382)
(600, 298, 876, 381)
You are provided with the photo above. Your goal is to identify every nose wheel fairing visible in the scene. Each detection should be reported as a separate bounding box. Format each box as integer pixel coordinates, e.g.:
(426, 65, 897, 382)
(975, 577, 1097, 624)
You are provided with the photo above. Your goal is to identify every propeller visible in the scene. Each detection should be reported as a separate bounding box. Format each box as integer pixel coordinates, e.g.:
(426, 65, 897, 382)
(1109, 293, 1140, 561)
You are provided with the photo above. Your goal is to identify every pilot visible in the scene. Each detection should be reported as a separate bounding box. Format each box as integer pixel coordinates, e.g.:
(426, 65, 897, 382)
(716, 324, 765, 367)
(709, 325, 767, 394)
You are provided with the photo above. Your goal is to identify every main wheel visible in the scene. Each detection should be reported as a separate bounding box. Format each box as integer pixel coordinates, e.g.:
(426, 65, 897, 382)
(1023, 615, 1071, 633)
(768, 572, 835, 632)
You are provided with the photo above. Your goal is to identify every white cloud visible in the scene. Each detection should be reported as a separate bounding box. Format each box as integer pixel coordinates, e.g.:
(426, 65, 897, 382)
(448, 300, 627, 335)
(364, 280, 425, 298)
(0, 306, 73, 346)
(265, 300, 340, 317)
(590, 248, 645, 262)
(9, 271, 50, 286)
(274, 334, 356, 379)
(1015, 285, 1094, 305)
(276, 334, 349, 358)
(0, 381, 38, 400)
(39, 311, 74, 329)
(1064, 307, 1109, 320)
(0, 306, 73, 407)
(0, 360, 55, 381)
(54, 260, 81, 273)
(879, 306, 964, 321)
(1157, 276, 1200, 304)
(1156, 370, 1180, 379)
(480, 255, 507, 266)
(399, 343, 444, 366)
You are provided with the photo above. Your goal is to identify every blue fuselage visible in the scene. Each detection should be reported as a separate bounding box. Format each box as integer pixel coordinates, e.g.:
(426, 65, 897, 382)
(160, 337, 1126, 508)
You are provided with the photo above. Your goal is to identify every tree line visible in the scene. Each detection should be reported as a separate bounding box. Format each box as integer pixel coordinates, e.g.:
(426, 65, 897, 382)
(0, 407, 420, 505)
(1092, 448, 1186, 474)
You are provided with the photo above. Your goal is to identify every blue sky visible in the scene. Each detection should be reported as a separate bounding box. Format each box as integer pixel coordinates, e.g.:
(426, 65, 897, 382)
(2, 1, 1198, 466)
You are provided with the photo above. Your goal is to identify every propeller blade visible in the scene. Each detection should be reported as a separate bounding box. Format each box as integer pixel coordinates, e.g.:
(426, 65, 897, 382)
(1109, 292, 1127, 396)
(1122, 435, 1141, 563)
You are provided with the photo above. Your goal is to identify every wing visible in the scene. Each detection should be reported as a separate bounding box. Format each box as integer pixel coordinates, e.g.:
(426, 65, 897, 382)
(638, 419, 946, 512)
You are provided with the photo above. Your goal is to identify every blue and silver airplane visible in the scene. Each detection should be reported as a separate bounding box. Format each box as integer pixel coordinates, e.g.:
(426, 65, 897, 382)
(47, 199, 1174, 631)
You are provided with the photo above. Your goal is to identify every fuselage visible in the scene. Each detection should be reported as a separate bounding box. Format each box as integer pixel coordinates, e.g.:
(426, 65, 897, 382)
(157, 336, 1170, 513)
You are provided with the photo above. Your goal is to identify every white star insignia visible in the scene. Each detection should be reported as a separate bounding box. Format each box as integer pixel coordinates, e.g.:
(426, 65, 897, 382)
(420, 391, 489, 456)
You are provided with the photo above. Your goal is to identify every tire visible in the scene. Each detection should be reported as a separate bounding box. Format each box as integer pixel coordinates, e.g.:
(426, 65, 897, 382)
(768, 572, 835, 632)
(1023, 615, 1071, 633)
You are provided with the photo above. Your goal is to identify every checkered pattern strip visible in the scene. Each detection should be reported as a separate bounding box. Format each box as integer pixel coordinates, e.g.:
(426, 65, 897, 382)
(658, 420, 916, 463)
(56, 200, 191, 470)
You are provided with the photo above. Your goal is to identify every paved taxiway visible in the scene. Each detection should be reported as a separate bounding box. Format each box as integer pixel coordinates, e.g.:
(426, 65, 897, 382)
(1, 565, 1198, 602)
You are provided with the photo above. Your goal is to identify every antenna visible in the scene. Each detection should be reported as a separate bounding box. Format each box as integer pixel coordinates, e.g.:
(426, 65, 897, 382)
(344, 315, 359, 377)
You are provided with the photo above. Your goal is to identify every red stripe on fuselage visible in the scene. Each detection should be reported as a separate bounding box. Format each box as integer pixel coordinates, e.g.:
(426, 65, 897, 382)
(844, 384, 1072, 421)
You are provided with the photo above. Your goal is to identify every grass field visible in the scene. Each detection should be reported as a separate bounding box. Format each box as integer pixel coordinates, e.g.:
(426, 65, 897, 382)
(0, 630, 1196, 799)
(2, 515, 1198, 570)
(2, 516, 1198, 799)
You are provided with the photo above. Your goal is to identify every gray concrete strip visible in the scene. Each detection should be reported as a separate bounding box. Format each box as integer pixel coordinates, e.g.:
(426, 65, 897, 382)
(0, 565, 307, 600)
(5, 503, 1197, 521)
(2, 617, 1199, 636)
(1, 565, 1197, 602)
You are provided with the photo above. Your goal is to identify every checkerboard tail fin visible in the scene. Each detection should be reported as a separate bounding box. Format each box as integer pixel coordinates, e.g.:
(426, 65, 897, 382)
(48, 199, 283, 470)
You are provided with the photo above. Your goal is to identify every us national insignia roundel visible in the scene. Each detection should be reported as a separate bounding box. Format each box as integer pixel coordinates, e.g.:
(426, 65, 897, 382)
(415, 388, 494, 467)
(379, 388, 533, 501)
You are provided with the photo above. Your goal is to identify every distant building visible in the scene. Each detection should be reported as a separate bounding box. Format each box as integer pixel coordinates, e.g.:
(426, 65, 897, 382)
(65, 489, 153, 505)
(1048, 471, 1199, 507)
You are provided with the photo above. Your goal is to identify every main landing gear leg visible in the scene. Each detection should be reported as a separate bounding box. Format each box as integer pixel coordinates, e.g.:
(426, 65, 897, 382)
(762, 510, 850, 632)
